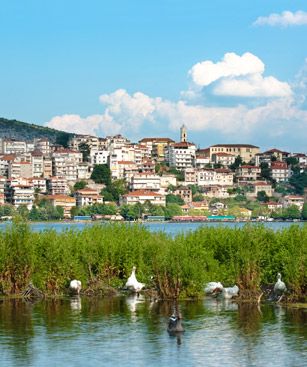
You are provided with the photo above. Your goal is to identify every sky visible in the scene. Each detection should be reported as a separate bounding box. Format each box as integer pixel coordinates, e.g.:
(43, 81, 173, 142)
(1, 0, 307, 152)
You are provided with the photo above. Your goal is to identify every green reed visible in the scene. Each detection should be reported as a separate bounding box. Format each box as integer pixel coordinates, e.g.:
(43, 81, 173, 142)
(0, 220, 306, 300)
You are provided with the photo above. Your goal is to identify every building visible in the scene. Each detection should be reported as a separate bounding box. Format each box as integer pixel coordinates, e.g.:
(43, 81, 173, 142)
(282, 195, 304, 210)
(34, 139, 50, 156)
(0, 176, 6, 205)
(45, 195, 76, 218)
(138, 138, 175, 161)
(209, 144, 260, 163)
(90, 150, 110, 165)
(251, 182, 273, 197)
(120, 190, 166, 206)
(47, 176, 69, 195)
(32, 150, 44, 177)
(167, 142, 196, 170)
(211, 152, 235, 167)
(6, 183, 34, 210)
(1, 139, 27, 154)
(130, 173, 161, 192)
(75, 188, 103, 207)
(174, 187, 192, 204)
(180, 124, 187, 143)
(236, 165, 261, 183)
(270, 161, 292, 182)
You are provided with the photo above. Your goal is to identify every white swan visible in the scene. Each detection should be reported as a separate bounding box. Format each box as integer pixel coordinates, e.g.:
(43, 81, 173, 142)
(274, 273, 287, 300)
(125, 266, 145, 293)
(220, 285, 239, 299)
(204, 281, 223, 295)
(69, 279, 82, 295)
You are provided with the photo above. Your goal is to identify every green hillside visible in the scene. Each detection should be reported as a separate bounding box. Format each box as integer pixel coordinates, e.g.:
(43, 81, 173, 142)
(0, 118, 74, 147)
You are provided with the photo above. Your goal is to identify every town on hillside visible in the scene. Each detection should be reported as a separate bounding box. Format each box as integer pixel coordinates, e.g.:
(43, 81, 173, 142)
(0, 124, 306, 222)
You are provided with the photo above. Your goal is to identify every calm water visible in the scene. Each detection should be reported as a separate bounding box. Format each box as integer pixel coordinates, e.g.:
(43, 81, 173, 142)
(0, 296, 306, 367)
(0, 220, 305, 236)
(1, 221, 306, 366)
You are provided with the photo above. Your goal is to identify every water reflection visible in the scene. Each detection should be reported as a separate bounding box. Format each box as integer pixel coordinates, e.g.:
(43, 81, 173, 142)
(0, 297, 306, 367)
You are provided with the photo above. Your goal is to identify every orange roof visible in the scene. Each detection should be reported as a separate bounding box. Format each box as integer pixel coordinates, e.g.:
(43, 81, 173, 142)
(124, 190, 163, 197)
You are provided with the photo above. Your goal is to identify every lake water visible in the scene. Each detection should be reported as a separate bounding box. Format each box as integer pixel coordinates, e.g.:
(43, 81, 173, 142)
(0, 220, 305, 236)
(1, 221, 306, 366)
(0, 296, 306, 367)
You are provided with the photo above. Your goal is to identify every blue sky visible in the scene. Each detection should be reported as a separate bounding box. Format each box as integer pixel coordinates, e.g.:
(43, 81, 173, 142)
(1, 0, 307, 151)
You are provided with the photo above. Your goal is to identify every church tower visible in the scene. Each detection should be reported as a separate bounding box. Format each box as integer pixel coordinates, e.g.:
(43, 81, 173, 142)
(180, 124, 187, 142)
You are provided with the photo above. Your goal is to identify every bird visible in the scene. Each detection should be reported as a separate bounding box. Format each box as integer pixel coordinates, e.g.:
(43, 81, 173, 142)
(69, 279, 82, 295)
(167, 309, 184, 333)
(204, 281, 223, 295)
(273, 273, 287, 302)
(219, 285, 239, 299)
(125, 266, 145, 293)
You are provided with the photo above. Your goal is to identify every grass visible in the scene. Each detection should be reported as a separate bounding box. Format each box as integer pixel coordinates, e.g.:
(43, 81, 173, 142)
(0, 218, 306, 301)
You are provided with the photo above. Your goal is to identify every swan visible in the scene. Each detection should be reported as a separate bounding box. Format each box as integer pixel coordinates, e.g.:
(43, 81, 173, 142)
(69, 279, 82, 295)
(125, 266, 145, 293)
(204, 281, 223, 295)
(220, 285, 239, 299)
(273, 273, 287, 302)
(167, 311, 184, 333)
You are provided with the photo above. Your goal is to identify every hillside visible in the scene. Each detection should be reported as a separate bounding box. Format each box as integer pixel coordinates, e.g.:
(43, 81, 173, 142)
(0, 118, 74, 147)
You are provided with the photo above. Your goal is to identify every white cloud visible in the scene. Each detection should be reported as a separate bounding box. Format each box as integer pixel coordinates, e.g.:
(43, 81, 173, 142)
(189, 52, 264, 87)
(187, 52, 292, 98)
(46, 53, 307, 150)
(253, 10, 307, 27)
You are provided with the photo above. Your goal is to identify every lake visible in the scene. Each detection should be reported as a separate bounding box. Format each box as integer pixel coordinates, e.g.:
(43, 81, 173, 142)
(0, 220, 305, 236)
(0, 296, 306, 367)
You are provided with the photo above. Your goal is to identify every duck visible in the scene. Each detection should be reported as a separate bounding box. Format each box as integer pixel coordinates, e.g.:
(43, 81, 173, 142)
(167, 311, 184, 333)
(273, 273, 287, 302)
(220, 285, 239, 299)
(125, 266, 145, 293)
(204, 281, 223, 295)
(69, 279, 82, 295)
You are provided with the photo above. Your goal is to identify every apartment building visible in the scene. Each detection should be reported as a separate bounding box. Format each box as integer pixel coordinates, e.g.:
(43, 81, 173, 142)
(75, 188, 103, 207)
(46, 176, 69, 195)
(120, 190, 166, 206)
(270, 161, 292, 182)
(211, 152, 235, 167)
(0, 176, 5, 205)
(130, 173, 161, 192)
(251, 182, 273, 197)
(209, 144, 260, 163)
(167, 142, 196, 170)
(34, 139, 51, 156)
(46, 195, 76, 218)
(139, 137, 175, 161)
(52, 149, 82, 181)
(90, 150, 110, 165)
(8, 161, 32, 179)
(6, 182, 34, 210)
(236, 165, 261, 183)
(174, 187, 192, 204)
(1, 139, 27, 154)
(32, 150, 44, 177)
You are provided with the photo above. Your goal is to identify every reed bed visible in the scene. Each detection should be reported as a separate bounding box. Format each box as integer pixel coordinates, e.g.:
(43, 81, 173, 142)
(0, 218, 306, 301)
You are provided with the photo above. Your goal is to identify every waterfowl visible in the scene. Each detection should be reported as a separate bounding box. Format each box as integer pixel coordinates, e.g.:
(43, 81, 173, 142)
(220, 285, 239, 299)
(204, 281, 223, 295)
(273, 273, 287, 302)
(69, 279, 82, 295)
(167, 311, 184, 333)
(125, 266, 145, 293)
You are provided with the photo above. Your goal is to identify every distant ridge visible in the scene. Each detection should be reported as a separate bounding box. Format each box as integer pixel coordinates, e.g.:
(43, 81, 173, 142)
(0, 117, 74, 147)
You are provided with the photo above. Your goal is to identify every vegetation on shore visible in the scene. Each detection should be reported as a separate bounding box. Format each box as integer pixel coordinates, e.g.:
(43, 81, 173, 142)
(0, 218, 306, 302)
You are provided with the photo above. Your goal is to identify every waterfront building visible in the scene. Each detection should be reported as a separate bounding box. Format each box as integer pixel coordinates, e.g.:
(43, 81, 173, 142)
(75, 188, 103, 207)
(120, 190, 166, 206)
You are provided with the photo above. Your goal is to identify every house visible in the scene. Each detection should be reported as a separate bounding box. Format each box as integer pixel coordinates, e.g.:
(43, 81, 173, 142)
(270, 161, 292, 182)
(130, 173, 161, 192)
(204, 185, 230, 198)
(120, 190, 166, 206)
(281, 195, 304, 210)
(265, 201, 283, 212)
(251, 182, 273, 197)
(45, 195, 76, 218)
(209, 144, 260, 163)
(211, 152, 235, 167)
(174, 187, 192, 204)
(167, 142, 196, 170)
(6, 183, 34, 210)
(75, 188, 103, 207)
(236, 165, 261, 183)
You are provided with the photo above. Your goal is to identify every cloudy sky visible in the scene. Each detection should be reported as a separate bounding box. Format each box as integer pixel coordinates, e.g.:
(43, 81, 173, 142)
(1, 0, 307, 151)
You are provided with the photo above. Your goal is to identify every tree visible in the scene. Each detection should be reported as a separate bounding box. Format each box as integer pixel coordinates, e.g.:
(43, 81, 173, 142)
(108, 179, 128, 201)
(284, 205, 301, 219)
(78, 142, 90, 162)
(302, 203, 307, 220)
(91, 164, 112, 185)
(74, 181, 87, 191)
(260, 162, 271, 181)
(257, 190, 269, 202)
(166, 194, 184, 205)
(192, 194, 204, 202)
(163, 203, 182, 219)
(17, 205, 29, 219)
(289, 171, 307, 195)
(230, 156, 243, 171)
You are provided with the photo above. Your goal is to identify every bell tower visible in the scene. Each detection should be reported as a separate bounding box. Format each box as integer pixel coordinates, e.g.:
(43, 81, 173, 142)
(180, 124, 187, 142)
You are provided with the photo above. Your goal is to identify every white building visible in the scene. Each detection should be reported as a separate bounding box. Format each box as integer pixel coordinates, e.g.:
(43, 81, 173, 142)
(130, 173, 161, 192)
(75, 188, 103, 207)
(167, 142, 196, 170)
(120, 190, 166, 206)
